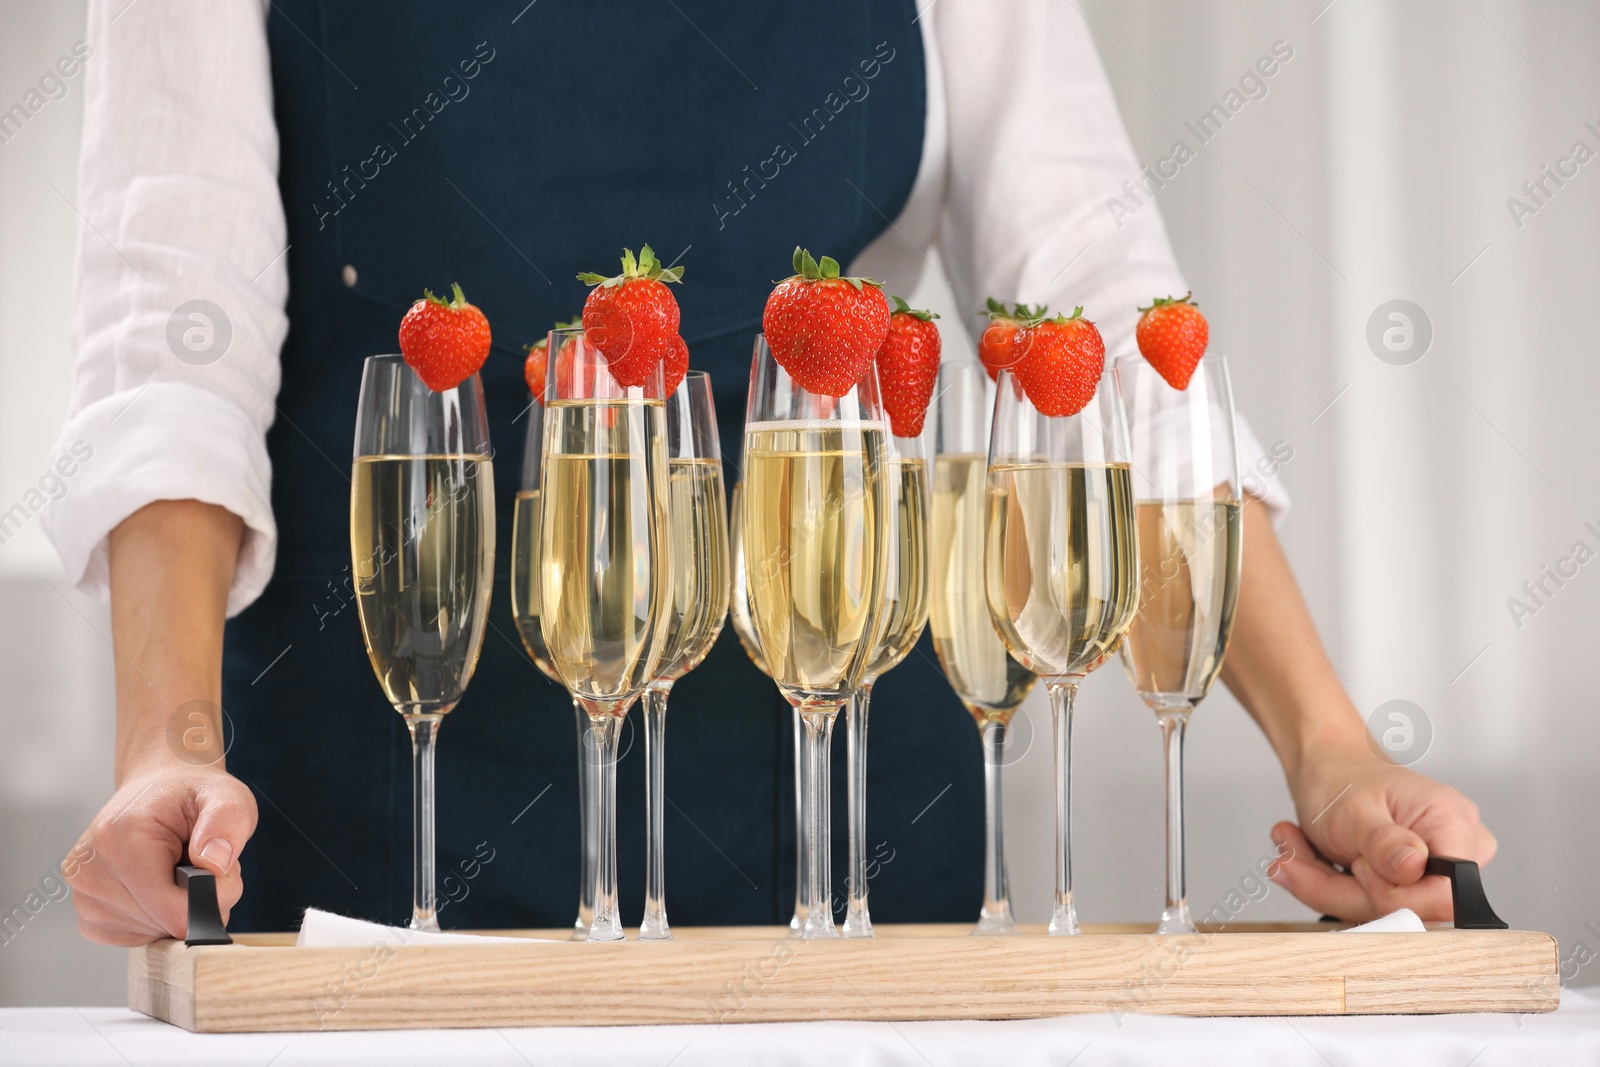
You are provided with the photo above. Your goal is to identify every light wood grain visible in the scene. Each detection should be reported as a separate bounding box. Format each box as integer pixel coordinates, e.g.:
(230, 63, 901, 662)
(127, 922, 1559, 1032)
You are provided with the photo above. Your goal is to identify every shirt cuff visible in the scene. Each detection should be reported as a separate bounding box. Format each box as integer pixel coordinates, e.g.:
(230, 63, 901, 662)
(39, 381, 276, 617)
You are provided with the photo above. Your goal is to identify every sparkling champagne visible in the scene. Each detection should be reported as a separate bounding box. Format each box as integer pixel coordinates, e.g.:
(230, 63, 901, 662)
(351, 454, 495, 716)
(863, 456, 930, 682)
(930, 453, 1036, 723)
(742, 421, 890, 702)
(984, 462, 1137, 679)
(509, 488, 561, 683)
(654, 458, 730, 681)
(539, 399, 671, 710)
(726, 482, 770, 676)
(1121, 499, 1242, 706)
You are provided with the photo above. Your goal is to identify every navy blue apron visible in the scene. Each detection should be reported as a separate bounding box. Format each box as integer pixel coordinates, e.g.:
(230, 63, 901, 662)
(225, 0, 983, 931)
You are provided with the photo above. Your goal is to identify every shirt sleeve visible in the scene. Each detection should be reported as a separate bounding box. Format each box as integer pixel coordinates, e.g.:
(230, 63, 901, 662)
(930, 0, 1289, 520)
(41, 0, 287, 616)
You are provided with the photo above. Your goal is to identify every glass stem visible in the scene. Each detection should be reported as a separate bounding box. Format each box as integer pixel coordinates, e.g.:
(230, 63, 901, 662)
(639, 684, 672, 941)
(573, 698, 596, 941)
(797, 706, 840, 938)
(789, 706, 806, 936)
(406, 715, 441, 933)
(843, 686, 874, 938)
(1047, 683, 1080, 936)
(974, 717, 1017, 935)
(1157, 708, 1196, 934)
(587, 713, 625, 941)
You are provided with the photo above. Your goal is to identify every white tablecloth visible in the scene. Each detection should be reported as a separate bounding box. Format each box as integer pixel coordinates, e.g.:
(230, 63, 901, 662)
(6, 990, 1600, 1066)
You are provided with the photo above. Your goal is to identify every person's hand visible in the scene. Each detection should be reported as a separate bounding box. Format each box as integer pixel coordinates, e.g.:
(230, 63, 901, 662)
(1269, 740, 1496, 923)
(65, 763, 257, 945)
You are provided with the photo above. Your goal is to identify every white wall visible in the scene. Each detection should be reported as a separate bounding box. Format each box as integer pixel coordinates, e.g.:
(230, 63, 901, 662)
(0, 0, 124, 1007)
(1, 0, 1597, 1009)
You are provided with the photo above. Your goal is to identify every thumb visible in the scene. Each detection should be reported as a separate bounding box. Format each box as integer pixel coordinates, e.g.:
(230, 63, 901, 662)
(1356, 805, 1429, 886)
(188, 776, 258, 881)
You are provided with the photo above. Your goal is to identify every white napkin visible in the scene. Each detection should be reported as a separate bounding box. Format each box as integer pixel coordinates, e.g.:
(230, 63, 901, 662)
(1339, 908, 1426, 933)
(295, 907, 554, 947)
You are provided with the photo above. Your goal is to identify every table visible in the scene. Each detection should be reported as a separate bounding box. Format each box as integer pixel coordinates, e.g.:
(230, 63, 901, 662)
(6, 989, 1600, 1066)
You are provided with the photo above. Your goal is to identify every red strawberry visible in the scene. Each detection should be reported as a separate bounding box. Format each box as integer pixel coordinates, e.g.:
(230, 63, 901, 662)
(523, 317, 581, 401)
(578, 245, 684, 388)
(1136, 292, 1208, 390)
(663, 333, 690, 396)
(397, 283, 491, 392)
(523, 341, 547, 398)
(977, 299, 1047, 381)
(762, 247, 890, 397)
(1014, 307, 1106, 417)
(875, 296, 941, 437)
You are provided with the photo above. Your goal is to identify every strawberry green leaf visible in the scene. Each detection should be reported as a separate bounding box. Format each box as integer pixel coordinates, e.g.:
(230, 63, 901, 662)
(889, 295, 938, 320)
(1137, 291, 1197, 313)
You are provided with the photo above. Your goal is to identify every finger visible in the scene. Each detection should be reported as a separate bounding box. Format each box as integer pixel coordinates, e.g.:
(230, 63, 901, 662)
(1268, 823, 1379, 923)
(72, 890, 167, 942)
(189, 778, 257, 917)
(1351, 857, 1453, 922)
(1356, 809, 1430, 886)
(1413, 788, 1499, 865)
(64, 835, 172, 937)
(189, 778, 256, 876)
(108, 829, 189, 938)
(78, 915, 168, 948)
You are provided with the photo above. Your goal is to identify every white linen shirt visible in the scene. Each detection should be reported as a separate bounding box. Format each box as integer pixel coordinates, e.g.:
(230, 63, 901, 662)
(43, 0, 1288, 616)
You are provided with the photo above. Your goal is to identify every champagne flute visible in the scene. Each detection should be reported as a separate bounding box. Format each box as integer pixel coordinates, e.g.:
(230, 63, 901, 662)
(742, 334, 891, 940)
(727, 479, 770, 678)
(350, 356, 495, 931)
(509, 336, 598, 941)
(843, 430, 930, 938)
(928, 362, 1037, 935)
(639, 371, 730, 941)
(729, 474, 808, 937)
(1115, 354, 1243, 934)
(538, 330, 672, 942)
(984, 368, 1138, 936)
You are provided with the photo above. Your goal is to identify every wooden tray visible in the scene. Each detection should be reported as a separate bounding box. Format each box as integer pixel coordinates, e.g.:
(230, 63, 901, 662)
(129, 921, 1559, 1032)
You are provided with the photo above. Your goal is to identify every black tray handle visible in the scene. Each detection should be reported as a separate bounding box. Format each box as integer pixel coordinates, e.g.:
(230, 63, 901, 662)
(1318, 854, 1507, 929)
(176, 864, 234, 946)
(1426, 854, 1508, 930)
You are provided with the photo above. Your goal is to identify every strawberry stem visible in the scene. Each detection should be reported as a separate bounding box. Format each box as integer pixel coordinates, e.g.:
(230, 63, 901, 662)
(784, 246, 882, 291)
(889, 295, 938, 320)
(419, 282, 473, 309)
(578, 244, 685, 288)
(1035, 305, 1088, 326)
(1137, 291, 1197, 313)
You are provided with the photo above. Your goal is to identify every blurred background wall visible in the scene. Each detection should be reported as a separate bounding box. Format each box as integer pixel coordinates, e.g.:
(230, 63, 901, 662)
(1, 0, 1596, 1007)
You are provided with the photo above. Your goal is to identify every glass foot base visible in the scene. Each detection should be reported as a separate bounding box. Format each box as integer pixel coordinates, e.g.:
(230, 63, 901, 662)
(842, 907, 874, 939)
(795, 913, 839, 939)
(972, 908, 1019, 936)
(410, 915, 441, 934)
(1156, 904, 1196, 935)
(638, 917, 673, 941)
(1048, 904, 1081, 936)
(586, 916, 626, 942)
